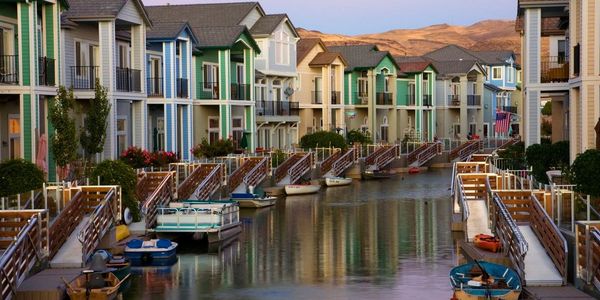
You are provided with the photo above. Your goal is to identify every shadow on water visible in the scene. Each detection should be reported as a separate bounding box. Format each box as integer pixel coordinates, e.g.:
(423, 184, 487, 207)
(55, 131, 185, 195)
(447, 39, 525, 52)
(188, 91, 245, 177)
(123, 168, 456, 299)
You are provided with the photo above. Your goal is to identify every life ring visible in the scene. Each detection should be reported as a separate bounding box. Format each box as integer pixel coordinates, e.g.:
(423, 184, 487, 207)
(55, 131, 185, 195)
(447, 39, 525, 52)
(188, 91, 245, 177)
(123, 208, 133, 225)
(141, 253, 153, 265)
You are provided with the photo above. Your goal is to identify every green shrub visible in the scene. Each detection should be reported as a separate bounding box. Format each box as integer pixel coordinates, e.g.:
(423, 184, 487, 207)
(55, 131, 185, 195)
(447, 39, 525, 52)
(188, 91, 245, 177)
(541, 101, 552, 116)
(0, 160, 45, 197)
(91, 160, 139, 222)
(346, 130, 372, 145)
(525, 141, 571, 184)
(571, 149, 600, 197)
(300, 131, 346, 150)
(270, 149, 287, 168)
(191, 138, 234, 159)
(552, 141, 570, 168)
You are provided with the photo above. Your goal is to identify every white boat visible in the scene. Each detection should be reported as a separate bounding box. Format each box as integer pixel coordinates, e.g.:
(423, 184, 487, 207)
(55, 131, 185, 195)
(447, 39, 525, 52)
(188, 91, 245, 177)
(285, 184, 321, 195)
(231, 193, 277, 208)
(325, 177, 353, 187)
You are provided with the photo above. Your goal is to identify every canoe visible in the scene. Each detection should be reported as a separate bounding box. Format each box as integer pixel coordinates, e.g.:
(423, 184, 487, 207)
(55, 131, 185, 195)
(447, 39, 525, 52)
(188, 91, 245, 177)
(325, 177, 352, 187)
(66, 272, 129, 300)
(231, 193, 277, 208)
(474, 234, 501, 253)
(450, 260, 521, 300)
(285, 184, 320, 195)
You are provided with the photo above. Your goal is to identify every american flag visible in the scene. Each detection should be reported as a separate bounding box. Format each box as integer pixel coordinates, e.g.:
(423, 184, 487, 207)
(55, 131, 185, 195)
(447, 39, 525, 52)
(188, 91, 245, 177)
(496, 111, 511, 134)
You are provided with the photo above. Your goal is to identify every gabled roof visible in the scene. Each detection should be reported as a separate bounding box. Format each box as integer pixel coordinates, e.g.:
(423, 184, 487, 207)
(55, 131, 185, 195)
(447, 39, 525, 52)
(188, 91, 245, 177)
(327, 44, 399, 72)
(429, 60, 483, 77)
(192, 26, 261, 53)
(296, 38, 326, 64)
(472, 51, 515, 66)
(394, 56, 437, 73)
(250, 14, 285, 34)
(309, 52, 347, 67)
(147, 22, 199, 45)
(424, 44, 480, 62)
(146, 2, 260, 28)
(63, 0, 151, 26)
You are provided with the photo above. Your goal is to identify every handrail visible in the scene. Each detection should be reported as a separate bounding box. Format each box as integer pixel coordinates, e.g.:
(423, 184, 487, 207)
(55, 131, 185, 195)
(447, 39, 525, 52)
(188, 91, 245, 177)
(458, 141, 483, 161)
(243, 157, 269, 188)
(492, 192, 528, 283)
(0, 210, 48, 300)
(331, 148, 356, 177)
(590, 228, 600, 285)
(455, 176, 470, 222)
(414, 143, 441, 167)
(177, 164, 204, 200)
(374, 145, 398, 169)
(364, 145, 386, 165)
(228, 158, 261, 193)
(193, 164, 224, 200)
(319, 149, 341, 175)
(78, 188, 117, 264)
(407, 143, 429, 165)
(142, 173, 173, 229)
(288, 152, 313, 184)
(48, 191, 85, 258)
(155, 205, 239, 230)
(273, 153, 302, 183)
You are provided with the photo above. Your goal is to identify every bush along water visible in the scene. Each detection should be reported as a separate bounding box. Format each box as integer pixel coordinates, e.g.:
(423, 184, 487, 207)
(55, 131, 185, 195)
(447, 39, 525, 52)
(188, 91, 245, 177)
(191, 138, 234, 159)
(0, 159, 45, 197)
(92, 160, 140, 222)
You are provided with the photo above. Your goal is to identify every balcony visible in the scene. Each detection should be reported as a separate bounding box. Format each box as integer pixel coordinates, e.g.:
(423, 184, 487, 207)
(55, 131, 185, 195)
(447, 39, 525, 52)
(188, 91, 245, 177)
(38, 57, 55, 86)
(0, 55, 19, 84)
(354, 92, 369, 105)
(331, 91, 341, 104)
(197, 82, 219, 99)
(448, 95, 460, 106)
(257, 100, 299, 116)
(70, 66, 98, 89)
(116, 67, 141, 92)
(177, 78, 188, 98)
(407, 94, 416, 106)
(231, 83, 250, 100)
(311, 91, 322, 104)
(376, 92, 393, 105)
(147, 77, 163, 97)
(422, 94, 432, 107)
(541, 56, 569, 83)
(501, 106, 518, 114)
(467, 95, 481, 106)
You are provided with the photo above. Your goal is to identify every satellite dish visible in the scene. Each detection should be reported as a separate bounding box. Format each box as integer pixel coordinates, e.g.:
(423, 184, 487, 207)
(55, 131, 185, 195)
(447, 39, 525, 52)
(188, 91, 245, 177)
(284, 87, 294, 96)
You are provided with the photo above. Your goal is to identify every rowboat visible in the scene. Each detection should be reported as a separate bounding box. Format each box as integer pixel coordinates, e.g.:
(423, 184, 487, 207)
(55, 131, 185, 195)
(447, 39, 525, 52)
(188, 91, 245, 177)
(124, 239, 178, 266)
(408, 167, 420, 174)
(324, 177, 353, 187)
(285, 184, 321, 195)
(450, 260, 521, 300)
(474, 234, 501, 253)
(231, 192, 277, 208)
(66, 272, 129, 300)
(362, 169, 396, 180)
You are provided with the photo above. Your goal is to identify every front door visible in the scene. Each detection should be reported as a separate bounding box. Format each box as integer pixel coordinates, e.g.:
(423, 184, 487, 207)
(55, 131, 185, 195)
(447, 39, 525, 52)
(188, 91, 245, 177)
(8, 114, 20, 159)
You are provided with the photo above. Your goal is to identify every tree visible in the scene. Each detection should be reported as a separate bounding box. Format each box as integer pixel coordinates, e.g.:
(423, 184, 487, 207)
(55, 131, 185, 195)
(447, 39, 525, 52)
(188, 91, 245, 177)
(541, 101, 552, 116)
(92, 160, 140, 221)
(80, 79, 111, 163)
(49, 86, 78, 170)
(571, 149, 600, 197)
(191, 138, 234, 159)
(346, 130, 372, 145)
(300, 131, 346, 150)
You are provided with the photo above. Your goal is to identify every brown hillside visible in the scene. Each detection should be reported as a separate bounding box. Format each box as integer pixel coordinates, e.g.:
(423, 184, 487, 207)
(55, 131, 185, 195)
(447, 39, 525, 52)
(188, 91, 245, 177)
(298, 20, 520, 59)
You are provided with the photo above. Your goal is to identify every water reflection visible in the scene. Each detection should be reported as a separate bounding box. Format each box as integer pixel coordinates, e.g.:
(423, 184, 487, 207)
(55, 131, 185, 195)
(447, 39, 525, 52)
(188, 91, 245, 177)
(124, 169, 455, 299)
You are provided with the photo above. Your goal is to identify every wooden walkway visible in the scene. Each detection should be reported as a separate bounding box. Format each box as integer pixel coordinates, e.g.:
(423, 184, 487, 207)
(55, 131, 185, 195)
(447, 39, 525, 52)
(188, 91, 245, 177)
(523, 286, 595, 299)
(16, 268, 83, 300)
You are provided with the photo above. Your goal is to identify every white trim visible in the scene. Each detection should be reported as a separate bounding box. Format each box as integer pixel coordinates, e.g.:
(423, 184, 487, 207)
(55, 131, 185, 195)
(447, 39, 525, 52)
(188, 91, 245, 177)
(491, 66, 503, 80)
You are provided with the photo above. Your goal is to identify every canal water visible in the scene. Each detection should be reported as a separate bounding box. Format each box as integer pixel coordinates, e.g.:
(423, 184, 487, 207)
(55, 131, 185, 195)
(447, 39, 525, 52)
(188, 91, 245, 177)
(123, 168, 456, 299)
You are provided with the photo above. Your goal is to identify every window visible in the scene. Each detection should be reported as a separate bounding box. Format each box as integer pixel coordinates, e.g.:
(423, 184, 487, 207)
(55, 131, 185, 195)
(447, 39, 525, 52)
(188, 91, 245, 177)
(384, 76, 390, 93)
(8, 114, 20, 159)
(275, 30, 290, 65)
(469, 123, 477, 137)
(492, 66, 503, 80)
(116, 116, 128, 155)
(272, 80, 282, 101)
(517, 70, 522, 83)
(203, 63, 219, 90)
(74, 40, 98, 75)
(208, 117, 219, 144)
(358, 78, 368, 100)
(557, 40, 566, 63)
(155, 117, 165, 151)
(232, 117, 243, 146)
(380, 117, 389, 142)
(0, 24, 15, 56)
(507, 67, 514, 83)
(256, 40, 265, 58)
(408, 82, 416, 105)
(118, 43, 130, 68)
(486, 66, 491, 80)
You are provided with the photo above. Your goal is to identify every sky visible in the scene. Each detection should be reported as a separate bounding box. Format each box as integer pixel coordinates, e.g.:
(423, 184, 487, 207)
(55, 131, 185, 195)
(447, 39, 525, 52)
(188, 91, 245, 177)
(142, 0, 517, 35)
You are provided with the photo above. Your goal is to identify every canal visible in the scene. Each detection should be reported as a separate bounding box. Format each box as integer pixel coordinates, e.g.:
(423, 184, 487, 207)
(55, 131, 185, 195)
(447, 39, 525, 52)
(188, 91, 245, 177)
(123, 168, 456, 299)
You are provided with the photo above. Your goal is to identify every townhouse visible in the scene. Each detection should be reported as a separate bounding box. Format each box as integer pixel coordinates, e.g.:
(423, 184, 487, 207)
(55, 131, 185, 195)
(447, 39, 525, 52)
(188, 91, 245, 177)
(394, 56, 437, 142)
(0, 0, 65, 180)
(296, 38, 347, 137)
(328, 44, 400, 143)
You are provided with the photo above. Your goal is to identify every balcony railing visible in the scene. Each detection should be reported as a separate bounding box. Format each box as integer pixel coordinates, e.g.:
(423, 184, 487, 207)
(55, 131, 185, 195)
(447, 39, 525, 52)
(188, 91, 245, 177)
(448, 95, 460, 106)
(116, 67, 141, 92)
(354, 92, 369, 105)
(331, 91, 341, 104)
(197, 82, 219, 99)
(177, 78, 188, 98)
(231, 83, 250, 100)
(38, 57, 55, 86)
(423, 94, 432, 107)
(467, 95, 481, 106)
(541, 56, 569, 83)
(147, 77, 163, 97)
(70, 66, 98, 89)
(376, 92, 393, 105)
(312, 91, 322, 104)
(0, 55, 19, 84)
(501, 106, 518, 114)
(256, 100, 299, 116)
(407, 94, 416, 106)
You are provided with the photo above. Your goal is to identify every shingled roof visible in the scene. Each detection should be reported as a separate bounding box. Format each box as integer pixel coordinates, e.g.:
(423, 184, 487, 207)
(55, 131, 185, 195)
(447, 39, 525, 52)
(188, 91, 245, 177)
(250, 14, 287, 35)
(472, 51, 515, 65)
(146, 2, 259, 28)
(394, 56, 436, 73)
(63, 0, 151, 25)
(192, 26, 259, 52)
(309, 52, 346, 67)
(297, 38, 325, 64)
(327, 44, 398, 72)
(147, 22, 198, 44)
(424, 45, 480, 62)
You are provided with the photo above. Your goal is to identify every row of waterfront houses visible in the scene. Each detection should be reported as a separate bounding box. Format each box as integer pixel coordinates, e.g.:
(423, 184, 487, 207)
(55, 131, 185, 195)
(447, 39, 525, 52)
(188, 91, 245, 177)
(0, 0, 520, 181)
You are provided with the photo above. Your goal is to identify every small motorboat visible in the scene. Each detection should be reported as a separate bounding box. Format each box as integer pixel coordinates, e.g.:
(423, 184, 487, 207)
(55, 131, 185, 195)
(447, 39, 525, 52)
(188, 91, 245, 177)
(408, 167, 420, 174)
(231, 192, 277, 208)
(66, 272, 128, 300)
(324, 177, 353, 187)
(362, 169, 396, 180)
(474, 234, 501, 253)
(285, 184, 321, 195)
(450, 260, 521, 300)
(124, 239, 178, 266)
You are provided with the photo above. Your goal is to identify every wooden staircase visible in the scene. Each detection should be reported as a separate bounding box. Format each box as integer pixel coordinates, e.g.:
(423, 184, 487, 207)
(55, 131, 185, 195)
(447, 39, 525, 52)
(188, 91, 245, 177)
(288, 152, 314, 184)
(273, 153, 304, 184)
(177, 164, 224, 200)
(407, 143, 441, 167)
(450, 140, 483, 161)
(319, 149, 342, 176)
(228, 157, 268, 193)
(329, 148, 357, 177)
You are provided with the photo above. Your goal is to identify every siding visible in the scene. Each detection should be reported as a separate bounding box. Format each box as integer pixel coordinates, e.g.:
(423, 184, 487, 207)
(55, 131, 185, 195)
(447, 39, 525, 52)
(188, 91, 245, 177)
(20, 3, 30, 86)
(117, 0, 143, 25)
(62, 23, 99, 88)
(240, 7, 261, 29)
(396, 79, 408, 106)
(585, 0, 595, 76)
(525, 9, 541, 84)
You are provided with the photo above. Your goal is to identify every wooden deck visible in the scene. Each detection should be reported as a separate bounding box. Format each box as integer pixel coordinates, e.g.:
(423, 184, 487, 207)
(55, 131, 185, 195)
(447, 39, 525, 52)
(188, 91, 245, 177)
(523, 286, 595, 299)
(15, 268, 83, 300)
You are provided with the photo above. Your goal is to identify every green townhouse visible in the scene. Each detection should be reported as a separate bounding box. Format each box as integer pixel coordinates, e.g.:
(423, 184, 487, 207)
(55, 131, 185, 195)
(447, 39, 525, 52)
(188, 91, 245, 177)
(0, 0, 66, 180)
(328, 44, 401, 143)
(394, 57, 438, 142)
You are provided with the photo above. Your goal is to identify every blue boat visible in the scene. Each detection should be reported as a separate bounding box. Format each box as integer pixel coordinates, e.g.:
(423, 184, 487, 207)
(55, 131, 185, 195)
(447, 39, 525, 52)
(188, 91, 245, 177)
(449, 260, 521, 300)
(124, 239, 178, 267)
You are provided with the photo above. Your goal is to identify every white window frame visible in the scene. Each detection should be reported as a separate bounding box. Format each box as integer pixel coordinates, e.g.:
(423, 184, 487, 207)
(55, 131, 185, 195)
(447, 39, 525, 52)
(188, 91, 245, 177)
(517, 70, 522, 83)
(117, 41, 131, 69)
(232, 116, 244, 145)
(0, 22, 15, 56)
(275, 29, 290, 66)
(272, 79, 282, 101)
(491, 66, 503, 80)
(208, 117, 219, 143)
(236, 63, 245, 85)
(507, 66, 514, 83)
(116, 115, 128, 155)
(203, 62, 219, 91)
(156, 117, 165, 151)
(8, 114, 20, 159)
